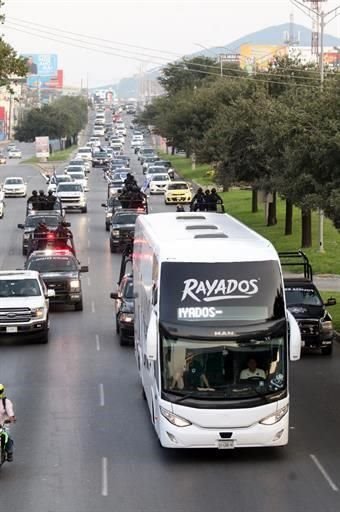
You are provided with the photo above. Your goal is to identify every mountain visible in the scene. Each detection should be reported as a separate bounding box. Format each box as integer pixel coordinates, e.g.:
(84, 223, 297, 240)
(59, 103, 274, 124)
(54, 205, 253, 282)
(99, 23, 340, 97)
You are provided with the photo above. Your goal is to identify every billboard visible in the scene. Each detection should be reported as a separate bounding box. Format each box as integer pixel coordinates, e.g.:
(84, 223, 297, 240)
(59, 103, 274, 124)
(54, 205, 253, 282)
(35, 136, 50, 159)
(22, 54, 59, 89)
(240, 44, 288, 71)
(27, 69, 63, 90)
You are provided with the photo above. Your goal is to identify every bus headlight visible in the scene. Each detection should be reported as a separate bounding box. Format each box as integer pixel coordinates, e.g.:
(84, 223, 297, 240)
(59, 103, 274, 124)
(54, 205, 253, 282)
(160, 407, 191, 427)
(260, 405, 288, 425)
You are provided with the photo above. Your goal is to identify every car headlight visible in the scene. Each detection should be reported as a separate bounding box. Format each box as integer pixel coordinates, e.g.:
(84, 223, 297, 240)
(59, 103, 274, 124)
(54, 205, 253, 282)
(106, 212, 113, 218)
(32, 307, 45, 318)
(260, 405, 288, 425)
(160, 407, 192, 427)
(112, 229, 120, 236)
(70, 280, 80, 289)
(322, 320, 333, 332)
(23, 233, 30, 239)
(120, 312, 134, 323)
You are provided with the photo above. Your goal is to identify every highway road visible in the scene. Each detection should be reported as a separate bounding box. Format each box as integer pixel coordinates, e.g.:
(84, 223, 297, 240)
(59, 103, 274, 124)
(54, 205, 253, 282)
(0, 115, 339, 511)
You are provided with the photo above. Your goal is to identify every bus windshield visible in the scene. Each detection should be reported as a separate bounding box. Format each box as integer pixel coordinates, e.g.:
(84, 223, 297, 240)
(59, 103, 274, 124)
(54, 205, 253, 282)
(161, 331, 286, 402)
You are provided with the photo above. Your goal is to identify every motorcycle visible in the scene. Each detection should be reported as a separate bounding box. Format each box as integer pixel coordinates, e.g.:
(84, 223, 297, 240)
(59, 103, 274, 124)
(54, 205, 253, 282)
(0, 421, 10, 468)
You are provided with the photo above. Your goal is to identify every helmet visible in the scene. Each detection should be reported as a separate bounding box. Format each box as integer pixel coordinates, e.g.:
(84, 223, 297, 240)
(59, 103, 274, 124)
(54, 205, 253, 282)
(197, 187, 203, 193)
(211, 188, 217, 193)
(0, 384, 6, 399)
(48, 190, 53, 196)
(32, 190, 38, 196)
(39, 190, 45, 196)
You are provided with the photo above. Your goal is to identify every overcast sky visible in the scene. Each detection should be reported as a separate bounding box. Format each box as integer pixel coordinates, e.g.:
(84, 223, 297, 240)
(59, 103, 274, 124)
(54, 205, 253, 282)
(3, 0, 340, 88)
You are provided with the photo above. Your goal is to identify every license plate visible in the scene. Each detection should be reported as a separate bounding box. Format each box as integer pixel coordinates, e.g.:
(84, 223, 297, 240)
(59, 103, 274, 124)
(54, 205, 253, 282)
(6, 326, 18, 333)
(217, 440, 235, 449)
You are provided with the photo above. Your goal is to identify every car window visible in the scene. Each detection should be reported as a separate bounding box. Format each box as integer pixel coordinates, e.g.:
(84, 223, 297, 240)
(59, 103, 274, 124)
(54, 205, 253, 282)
(26, 216, 60, 228)
(114, 214, 138, 225)
(57, 184, 82, 192)
(123, 281, 134, 299)
(285, 287, 323, 306)
(168, 183, 189, 190)
(0, 279, 41, 297)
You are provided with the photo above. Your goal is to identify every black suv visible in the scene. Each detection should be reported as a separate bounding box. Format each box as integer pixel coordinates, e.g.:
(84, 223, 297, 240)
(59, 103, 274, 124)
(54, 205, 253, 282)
(18, 212, 65, 255)
(109, 210, 143, 253)
(110, 274, 134, 345)
(101, 196, 122, 231)
(280, 251, 336, 355)
(24, 250, 88, 311)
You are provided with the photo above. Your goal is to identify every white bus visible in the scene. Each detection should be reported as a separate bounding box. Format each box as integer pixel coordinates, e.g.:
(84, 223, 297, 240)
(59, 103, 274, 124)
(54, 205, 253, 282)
(133, 212, 301, 449)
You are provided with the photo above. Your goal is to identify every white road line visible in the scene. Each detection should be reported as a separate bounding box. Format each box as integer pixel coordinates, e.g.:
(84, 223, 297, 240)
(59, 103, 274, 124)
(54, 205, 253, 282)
(88, 240, 91, 248)
(87, 277, 91, 286)
(310, 454, 339, 492)
(99, 383, 105, 406)
(101, 457, 108, 497)
(88, 256, 91, 265)
(95, 334, 100, 351)
(91, 301, 96, 313)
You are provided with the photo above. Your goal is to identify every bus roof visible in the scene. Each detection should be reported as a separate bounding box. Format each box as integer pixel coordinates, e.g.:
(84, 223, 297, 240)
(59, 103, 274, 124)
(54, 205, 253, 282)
(135, 212, 278, 263)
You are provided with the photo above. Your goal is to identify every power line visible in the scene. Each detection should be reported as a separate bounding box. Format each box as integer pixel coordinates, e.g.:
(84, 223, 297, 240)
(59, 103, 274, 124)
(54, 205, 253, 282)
(4, 23, 322, 89)
(7, 16, 324, 81)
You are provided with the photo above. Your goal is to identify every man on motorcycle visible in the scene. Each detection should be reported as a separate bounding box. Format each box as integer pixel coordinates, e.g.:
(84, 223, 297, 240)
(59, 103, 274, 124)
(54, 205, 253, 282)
(0, 384, 16, 462)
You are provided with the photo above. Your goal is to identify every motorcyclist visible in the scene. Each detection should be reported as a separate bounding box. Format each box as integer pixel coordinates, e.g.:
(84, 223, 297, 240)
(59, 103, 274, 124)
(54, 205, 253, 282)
(0, 384, 16, 462)
(190, 188, 205, 212)
(27, 190, 39, 211)
(46, 190, 56, 210)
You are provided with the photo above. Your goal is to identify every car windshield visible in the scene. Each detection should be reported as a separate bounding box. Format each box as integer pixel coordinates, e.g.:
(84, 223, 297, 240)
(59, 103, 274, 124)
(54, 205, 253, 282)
(110, 181, 123, 187)
(56, 176, 72, 183)
(27, 256, 77, 272)
(5, 178, 23, 185)
(69, 160, 84, 166)
(67, 166, 83, 173)
(57, 184, 82, 192)
(152, 175, 169, 182)
(148, 167, 166, 174)
(114, 214, 138, 225)
(161, 332, 286, 401)
(69, 173, 84, 180)
(0, 279, 41, 298)
(25, 216, 60, 228)
(168, 183, 189, 190)
(123, 281, 134, 299)
(96, 153, 108, 158)
(78, 149, 91, 154)
(285, 286, 323, 306)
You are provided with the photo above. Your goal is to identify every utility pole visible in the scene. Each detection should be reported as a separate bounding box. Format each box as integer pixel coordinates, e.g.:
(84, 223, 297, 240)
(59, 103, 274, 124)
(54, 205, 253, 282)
(290, 0, 340, 253)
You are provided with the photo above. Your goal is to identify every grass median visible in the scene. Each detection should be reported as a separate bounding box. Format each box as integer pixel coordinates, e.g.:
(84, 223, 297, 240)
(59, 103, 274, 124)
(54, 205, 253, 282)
(22, 145, 77, 164)
(162, 153, 340, 275)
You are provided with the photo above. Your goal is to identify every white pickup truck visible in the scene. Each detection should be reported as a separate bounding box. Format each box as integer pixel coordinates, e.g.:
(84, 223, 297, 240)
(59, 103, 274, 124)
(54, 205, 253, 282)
(0, 270, 54, 343)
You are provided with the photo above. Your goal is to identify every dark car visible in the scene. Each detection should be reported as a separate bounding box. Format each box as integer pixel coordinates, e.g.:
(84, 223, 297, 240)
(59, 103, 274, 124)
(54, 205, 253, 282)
(101, 196, 122, 231)
(25, 249, 88, 311)
(280, 251, 336, 355)
(18, 212, 65, 255)
(92, 151, 110, 167)
(109, 210, 142, 253)
(110, 274, 134, 345)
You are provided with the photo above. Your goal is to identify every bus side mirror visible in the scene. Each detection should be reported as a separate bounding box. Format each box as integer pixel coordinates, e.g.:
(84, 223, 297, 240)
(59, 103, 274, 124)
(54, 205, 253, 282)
(146, 309, 157, 361)
(287, 310, 301, 361)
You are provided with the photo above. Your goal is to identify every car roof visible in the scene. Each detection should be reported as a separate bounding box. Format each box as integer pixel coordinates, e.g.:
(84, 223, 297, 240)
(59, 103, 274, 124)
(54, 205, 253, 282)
(0, 270, 39, 279)
(27, 250, 76, 259)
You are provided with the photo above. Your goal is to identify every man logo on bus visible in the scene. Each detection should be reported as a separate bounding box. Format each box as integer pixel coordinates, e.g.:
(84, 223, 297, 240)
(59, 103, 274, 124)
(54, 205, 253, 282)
(181, 278, 259, 303)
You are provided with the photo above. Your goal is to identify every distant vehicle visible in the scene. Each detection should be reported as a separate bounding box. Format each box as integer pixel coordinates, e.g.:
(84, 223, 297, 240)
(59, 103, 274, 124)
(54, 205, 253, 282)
(101, 196, 122, 231)
(65, 170, 88, 192)
(8, 148, 22, 159)
(92, 151, 110, 168)
(18, 211, 65, 255)
(0, 152, 7, 164)
(47, 174, 73, 194)
(109, 210, 143, 253)
(280, 251, 336, 356)
(149, 174, 171, 194)
(68, 159, 89, 174)
(133, 212, 301, 449)
(56, 182, 87, 213)
(145, 166, 168, 181)
(77, 147, 93, 162)
(3, 177, 27, 197)
(93, 126, 105, 137)
(164, 181, 192, 204)
(110, 274, 134, 345)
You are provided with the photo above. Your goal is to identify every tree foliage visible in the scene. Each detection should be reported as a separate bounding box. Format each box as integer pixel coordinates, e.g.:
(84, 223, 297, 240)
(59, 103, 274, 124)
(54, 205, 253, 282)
(15, 96, 88, 142)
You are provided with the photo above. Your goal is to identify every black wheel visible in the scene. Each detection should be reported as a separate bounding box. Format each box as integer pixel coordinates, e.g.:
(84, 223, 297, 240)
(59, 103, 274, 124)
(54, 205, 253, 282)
(22, 246, 27, 256)
(322, 345, 333, 356)
(82, 206, 87, 213)
(74, 300, 83, 311)
(142, 387, 146, 400)
(110, 242, 116, 253)
(116, 317, 120, 334)
(119, 334, 128, 346)
(105, 224, 109, 232)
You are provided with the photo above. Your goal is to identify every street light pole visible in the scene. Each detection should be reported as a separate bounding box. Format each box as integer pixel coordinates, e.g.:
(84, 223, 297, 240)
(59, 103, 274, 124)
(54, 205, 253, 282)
(290, 0, 340, 253)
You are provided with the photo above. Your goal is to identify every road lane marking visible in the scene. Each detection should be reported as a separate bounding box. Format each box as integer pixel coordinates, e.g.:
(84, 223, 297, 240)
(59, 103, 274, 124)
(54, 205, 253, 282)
(87, 277, 91, 286)
(99, 383, 105, 406)
(88, 240, 91, 248)
(101, 457, 108, 496)
(310, 454, 339, 492)
(88, 256, 91, 265)
(91, 301, 96, 313)
(95, 334, 100, 351)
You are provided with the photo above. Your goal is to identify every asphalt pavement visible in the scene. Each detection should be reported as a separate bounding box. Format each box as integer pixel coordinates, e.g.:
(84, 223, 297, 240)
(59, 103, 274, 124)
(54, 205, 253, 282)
(0, 115, 339, 511)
